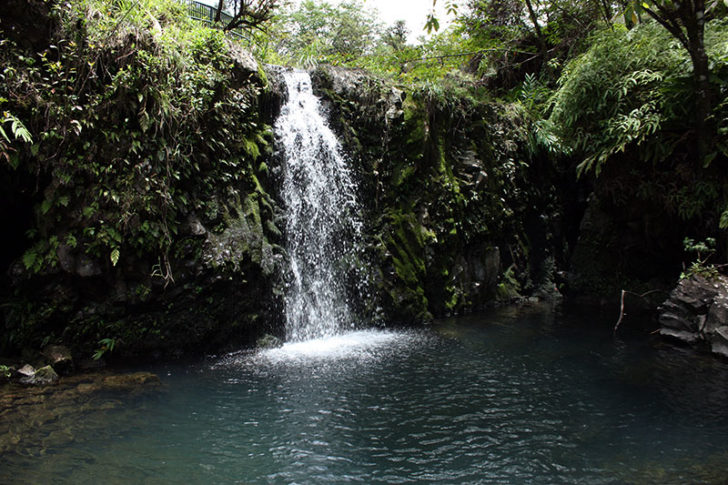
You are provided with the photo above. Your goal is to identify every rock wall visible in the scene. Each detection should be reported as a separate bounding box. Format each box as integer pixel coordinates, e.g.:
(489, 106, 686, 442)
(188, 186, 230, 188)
(0, 14, 288, 361)
(566, 150, 725, 308)
(310, 65, 573, 322)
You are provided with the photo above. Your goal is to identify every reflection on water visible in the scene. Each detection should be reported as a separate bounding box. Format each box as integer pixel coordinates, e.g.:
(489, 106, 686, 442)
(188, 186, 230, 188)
(3, 304, 728, 484)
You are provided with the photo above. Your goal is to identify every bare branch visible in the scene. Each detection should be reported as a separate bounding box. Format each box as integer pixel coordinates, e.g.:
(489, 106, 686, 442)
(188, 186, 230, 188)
(644, 3, 690, 50)
(613, 289, 669, 336)
(224, 0, 277, 32)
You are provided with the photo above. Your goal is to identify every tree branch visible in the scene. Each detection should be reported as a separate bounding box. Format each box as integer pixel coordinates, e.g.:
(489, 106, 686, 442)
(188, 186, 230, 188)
(644, 4, 690, 50)
(613, 289, 669, 336)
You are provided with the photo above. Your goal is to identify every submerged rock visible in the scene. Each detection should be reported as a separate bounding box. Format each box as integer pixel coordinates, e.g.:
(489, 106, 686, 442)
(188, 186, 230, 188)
(15, 364, 35, 379)
(100, 372, 161, 389)
(18, 365, 59, 386)
(658, 274, 728, 358)
(0, 370, 162, 457)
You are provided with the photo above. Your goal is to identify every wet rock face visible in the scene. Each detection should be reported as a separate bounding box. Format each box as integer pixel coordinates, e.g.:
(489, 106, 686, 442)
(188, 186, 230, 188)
(308, 64, 570, 320)
(256, 334, 283, 349)
(1, 50, 287, 360)
(658, 275, 728, 358)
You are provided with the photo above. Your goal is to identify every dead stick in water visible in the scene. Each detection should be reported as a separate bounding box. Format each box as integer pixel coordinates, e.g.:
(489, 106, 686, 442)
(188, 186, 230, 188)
(613, 289, 669, 336)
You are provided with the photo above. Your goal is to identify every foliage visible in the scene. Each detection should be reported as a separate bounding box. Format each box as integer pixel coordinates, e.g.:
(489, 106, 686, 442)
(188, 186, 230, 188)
(361, 29, 476, 83)
(0, 108, 33, 168)
(681, 237, 720, 280)
(92, 337, 117, 360)
(269, 0, 381, 68)
(422, 0, 617, 89)
(0, 0, 279, 354)
(549, 20, 728, 176)
(209, 0, 277, 33)
(381, 20, 408, 52)
(622, 0, 727, 161)
(1, 0, 271, 278)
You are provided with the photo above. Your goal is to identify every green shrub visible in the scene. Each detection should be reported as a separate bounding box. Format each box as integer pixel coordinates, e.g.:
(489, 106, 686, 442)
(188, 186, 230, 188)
(1, 0, 270, 277)
(550, 20, 728, 177)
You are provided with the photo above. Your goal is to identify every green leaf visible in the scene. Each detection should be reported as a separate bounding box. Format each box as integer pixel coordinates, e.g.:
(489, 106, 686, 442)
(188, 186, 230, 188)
(22, 250, 37, 270)
(110, 248, 120, 266)
(8, 153, 20, 170)
(424, 14, 439, 33)
(720, 210, 728, 230)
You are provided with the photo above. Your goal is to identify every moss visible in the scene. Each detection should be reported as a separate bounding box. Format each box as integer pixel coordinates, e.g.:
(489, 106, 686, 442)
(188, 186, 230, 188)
(377, 208, 431, 321)
(311, 66, 555, 320)
(496, 264, 522, 301)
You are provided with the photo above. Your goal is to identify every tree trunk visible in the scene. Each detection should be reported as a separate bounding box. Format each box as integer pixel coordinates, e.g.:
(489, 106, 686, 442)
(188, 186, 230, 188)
(214, 0, 224, 23)
(599, 0, 613, 27)
(684, 0, 711, 161)
(524, 0, 546, 57)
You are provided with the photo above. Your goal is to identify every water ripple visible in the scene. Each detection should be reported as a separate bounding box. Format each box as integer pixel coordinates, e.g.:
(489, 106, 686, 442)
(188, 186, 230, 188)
(5, 309, 728, 484)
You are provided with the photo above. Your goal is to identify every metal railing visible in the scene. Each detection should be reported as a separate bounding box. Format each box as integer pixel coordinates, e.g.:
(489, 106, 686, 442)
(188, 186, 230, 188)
(181, 0, 247, 41)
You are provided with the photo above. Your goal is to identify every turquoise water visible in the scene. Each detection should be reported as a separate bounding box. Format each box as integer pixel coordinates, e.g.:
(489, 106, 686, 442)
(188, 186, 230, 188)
(4, 304, 728, 484)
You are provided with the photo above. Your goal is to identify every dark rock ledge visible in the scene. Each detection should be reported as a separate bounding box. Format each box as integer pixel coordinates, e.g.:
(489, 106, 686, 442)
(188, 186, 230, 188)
(658, 274, 728, 358)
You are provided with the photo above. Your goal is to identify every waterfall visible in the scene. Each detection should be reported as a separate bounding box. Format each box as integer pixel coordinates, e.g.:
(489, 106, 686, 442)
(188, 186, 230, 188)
(275, 70, 367, 342)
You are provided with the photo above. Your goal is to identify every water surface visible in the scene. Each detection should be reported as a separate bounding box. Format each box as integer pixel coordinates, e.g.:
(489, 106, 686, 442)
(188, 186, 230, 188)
(3, 304, 728, 484)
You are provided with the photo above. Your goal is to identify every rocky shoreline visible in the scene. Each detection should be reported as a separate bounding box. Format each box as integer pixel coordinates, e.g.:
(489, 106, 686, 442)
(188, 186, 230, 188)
(0, 369, 161, 458)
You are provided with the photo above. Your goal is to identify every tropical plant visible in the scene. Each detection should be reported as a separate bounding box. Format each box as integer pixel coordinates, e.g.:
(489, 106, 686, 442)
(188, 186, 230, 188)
(92, 337, 117, 360)
(622, 0, 728, 161)
(0, 109, 33, 168)
(548, 21, 728, 176)
(681, 237, 720, 279)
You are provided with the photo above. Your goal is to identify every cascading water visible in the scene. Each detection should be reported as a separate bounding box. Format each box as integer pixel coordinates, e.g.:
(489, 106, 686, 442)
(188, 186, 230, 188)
(275, 70, 367, 342)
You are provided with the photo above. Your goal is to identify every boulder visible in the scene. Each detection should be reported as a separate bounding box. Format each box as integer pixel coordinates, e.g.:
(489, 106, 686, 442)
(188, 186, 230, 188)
(76, 254, 102, 277)
(185, 213, 208, 237)
(42, 345, 73, 375)
(705, 293, 728, 334)
(15, 364, 35, 378)
(227, 41, 260, 86)
(711, 326, 728, 359)
(18, 365, 59, 386)
(384, 87, 405, 124)
(669, 275, 722, 313)
(658, 274, 728, 357)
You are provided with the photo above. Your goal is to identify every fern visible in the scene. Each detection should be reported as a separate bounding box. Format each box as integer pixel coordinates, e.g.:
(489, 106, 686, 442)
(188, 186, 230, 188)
(1, 112, 32, 144)
(549, 23, 690, 176)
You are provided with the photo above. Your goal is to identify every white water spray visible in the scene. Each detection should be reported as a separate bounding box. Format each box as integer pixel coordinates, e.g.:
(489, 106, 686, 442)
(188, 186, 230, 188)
(275, 71, 368, 342)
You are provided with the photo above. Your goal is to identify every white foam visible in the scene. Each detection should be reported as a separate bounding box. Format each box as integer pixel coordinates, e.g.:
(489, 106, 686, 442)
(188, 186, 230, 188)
(260, 330, 405, 363)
